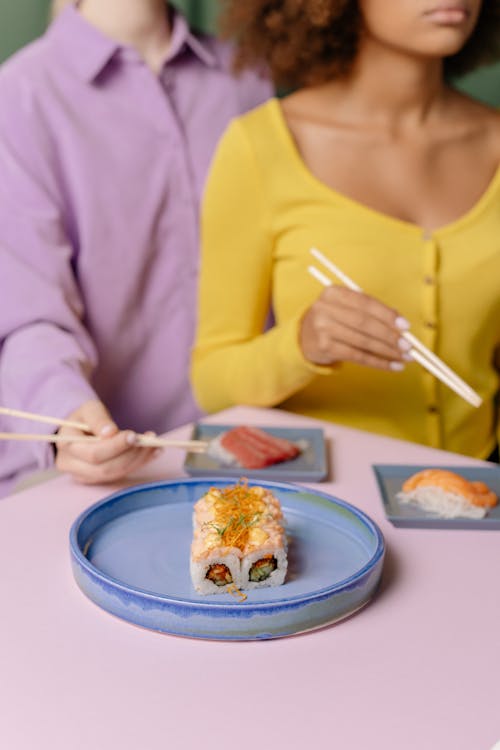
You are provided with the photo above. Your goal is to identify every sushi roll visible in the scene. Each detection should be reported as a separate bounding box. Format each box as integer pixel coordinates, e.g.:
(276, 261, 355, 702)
(397, 468, 498, 519)
(191, 489, 243, 594)
(190, 481, 288, 594)
(240, 522, 288, 590)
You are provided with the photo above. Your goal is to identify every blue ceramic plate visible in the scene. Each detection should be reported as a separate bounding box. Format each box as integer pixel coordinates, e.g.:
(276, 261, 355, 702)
(183, 424, 328, 482)
(70, 478, 384, 640)
(373, 464, 500, 530)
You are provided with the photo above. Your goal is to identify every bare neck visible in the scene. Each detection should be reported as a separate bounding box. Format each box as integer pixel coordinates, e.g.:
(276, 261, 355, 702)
(326, 37, 450, 133)
(78, 0, 171, 73)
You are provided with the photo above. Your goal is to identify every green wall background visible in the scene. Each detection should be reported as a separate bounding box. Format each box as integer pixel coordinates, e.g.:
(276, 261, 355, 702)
(0, 0, 51, 64)
(0, 1, 218, 63)
(0, 0, 499, 106)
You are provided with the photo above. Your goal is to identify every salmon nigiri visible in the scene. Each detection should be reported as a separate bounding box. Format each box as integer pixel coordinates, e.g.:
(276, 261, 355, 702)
(398, 468, 498, 519)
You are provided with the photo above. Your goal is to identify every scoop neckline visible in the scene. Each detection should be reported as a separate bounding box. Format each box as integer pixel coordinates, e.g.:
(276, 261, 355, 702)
(268, 97, 500, 238)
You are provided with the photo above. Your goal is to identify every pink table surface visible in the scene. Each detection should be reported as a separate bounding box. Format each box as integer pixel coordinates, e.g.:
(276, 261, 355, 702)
(1, 406, 499, 750)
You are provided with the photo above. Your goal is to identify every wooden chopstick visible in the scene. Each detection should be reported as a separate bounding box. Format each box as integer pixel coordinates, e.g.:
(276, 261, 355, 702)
(0, 432, 101, 444)
(134, 436, 208, 452)
(0, 406, 89, 432)
(0, 406, 208, 452)
(0, 431, 208, 452)
(308, 247, 482, 408)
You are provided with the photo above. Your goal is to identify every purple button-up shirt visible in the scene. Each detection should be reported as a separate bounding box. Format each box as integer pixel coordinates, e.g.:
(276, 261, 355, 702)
(0, 6, 271, 495)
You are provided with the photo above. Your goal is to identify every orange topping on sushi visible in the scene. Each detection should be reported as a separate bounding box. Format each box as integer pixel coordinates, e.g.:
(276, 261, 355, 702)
(402, 469, 497, 509)
(201, 480, 280, 550)
(226, 584, 248, 602)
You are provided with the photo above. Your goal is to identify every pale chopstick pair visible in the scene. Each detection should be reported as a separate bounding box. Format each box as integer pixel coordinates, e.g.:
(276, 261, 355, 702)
(307, 247, 482, 409)
(0, 407, 208, 452)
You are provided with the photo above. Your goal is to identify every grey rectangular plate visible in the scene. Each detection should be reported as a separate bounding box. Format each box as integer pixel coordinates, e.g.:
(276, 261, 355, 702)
(184, 424, 328, 482)
(372, 464, 500, 530)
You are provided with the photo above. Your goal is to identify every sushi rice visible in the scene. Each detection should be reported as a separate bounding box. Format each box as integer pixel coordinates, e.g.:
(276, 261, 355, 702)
(397, 486, 487, 519)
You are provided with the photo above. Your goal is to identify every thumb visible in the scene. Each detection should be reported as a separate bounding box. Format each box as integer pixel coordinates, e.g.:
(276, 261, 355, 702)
(75, 399, 118, 438)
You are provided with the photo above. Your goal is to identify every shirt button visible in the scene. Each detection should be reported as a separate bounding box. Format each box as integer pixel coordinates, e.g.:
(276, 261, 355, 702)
(428, 405, 439, 414)
(424, 275, 435, 285)
(424, 321, 437, 329)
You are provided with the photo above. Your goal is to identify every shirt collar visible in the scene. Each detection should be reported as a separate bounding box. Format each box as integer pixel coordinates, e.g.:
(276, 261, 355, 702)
(167, 11, 217, 68)
(48, 3, 218, 84)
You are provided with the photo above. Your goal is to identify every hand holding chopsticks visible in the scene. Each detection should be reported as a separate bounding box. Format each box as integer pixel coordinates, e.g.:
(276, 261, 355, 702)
(0, 406, 208, 452)
(307, 247, 482, 408)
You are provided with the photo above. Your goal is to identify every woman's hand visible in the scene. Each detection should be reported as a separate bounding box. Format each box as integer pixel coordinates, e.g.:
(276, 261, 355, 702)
(55, 399, 158, 484)
(299, 285, 411, 370)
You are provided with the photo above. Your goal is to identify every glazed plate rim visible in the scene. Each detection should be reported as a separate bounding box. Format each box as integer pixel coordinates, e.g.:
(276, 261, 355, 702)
(70, 476, 385, 612)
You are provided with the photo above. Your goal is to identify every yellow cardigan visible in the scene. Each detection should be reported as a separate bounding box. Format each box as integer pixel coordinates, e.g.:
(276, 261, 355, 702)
(191, 98, 500, 458)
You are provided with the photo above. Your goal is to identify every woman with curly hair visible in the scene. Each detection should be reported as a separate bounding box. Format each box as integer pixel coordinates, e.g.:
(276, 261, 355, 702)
(192, 0, 500, 458)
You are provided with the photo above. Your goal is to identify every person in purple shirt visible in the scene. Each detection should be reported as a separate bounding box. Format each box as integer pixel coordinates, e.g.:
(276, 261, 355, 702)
(0, 0, 271, 496)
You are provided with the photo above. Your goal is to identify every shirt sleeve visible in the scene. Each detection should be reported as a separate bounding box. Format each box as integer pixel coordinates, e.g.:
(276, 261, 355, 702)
(0, 75, 98, 469)
(191, 117, 329, 414)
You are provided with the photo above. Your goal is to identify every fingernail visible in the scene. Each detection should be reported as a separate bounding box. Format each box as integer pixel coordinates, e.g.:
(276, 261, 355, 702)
(153, 448, 163, 458)
(100, 423, 115, 437)
(398, 337, 412, 352)
(403, 352, 413, 362)
(390, 361, 405, 371)
(395, 316, 410, 331)
(126, 432, 138, 446)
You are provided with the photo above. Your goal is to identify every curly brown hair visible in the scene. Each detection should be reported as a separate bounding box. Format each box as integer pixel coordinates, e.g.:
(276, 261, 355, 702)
(221, 0, 500, 88)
